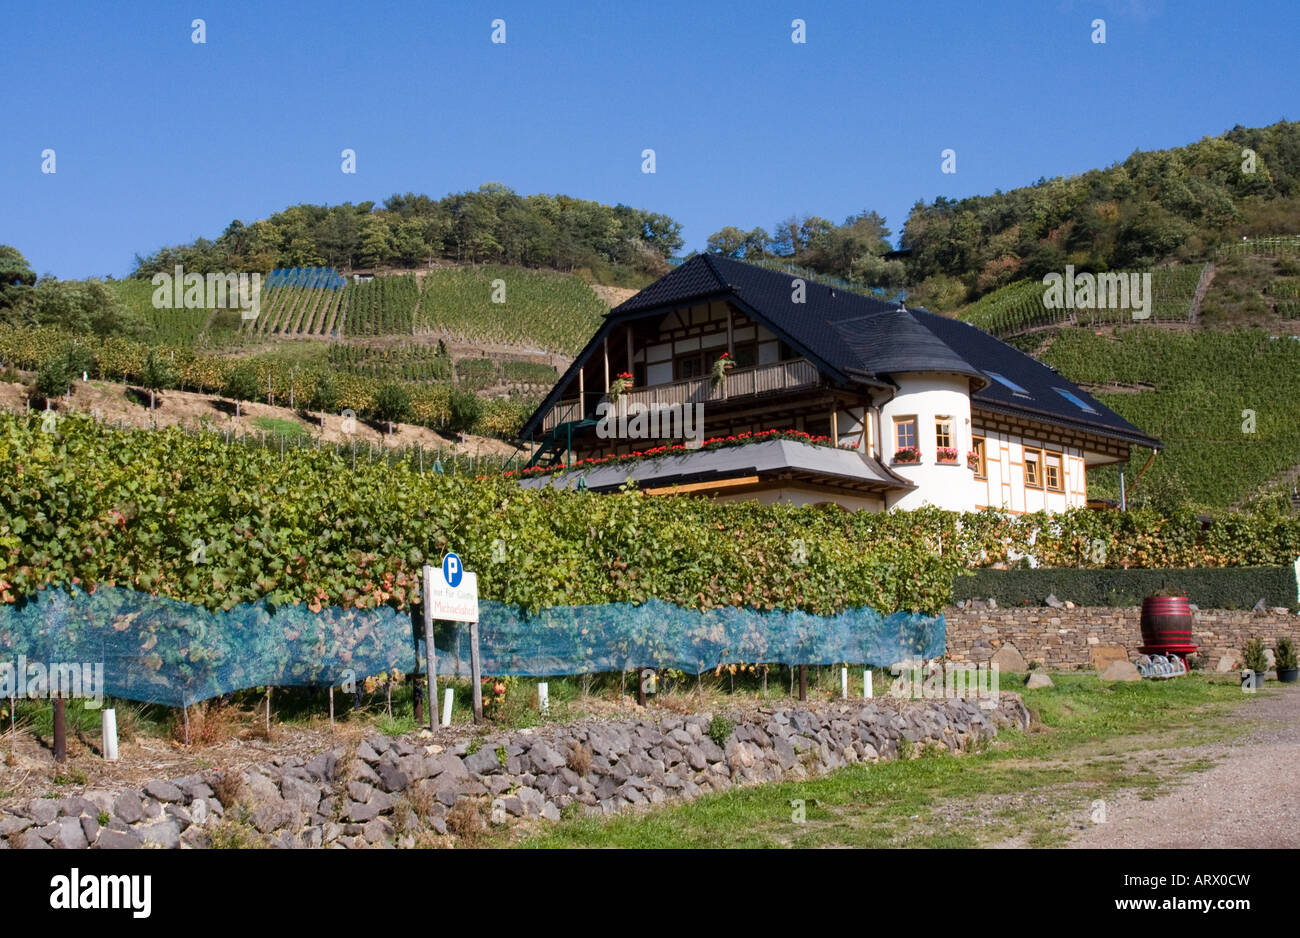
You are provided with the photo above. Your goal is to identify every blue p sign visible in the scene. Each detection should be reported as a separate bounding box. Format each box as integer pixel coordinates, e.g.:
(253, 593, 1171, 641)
(442, 553, 463, 588)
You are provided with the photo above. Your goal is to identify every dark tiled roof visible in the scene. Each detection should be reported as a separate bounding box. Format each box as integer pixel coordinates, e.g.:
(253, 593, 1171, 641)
(605, 255, 1159, 449)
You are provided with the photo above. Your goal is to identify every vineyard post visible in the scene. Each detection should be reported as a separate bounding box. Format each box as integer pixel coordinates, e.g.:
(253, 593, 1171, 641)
(421, 564, 438, 732)
(53, 697, 66, 763)
(328, 683, 334, 734)
(799, 665, 807, 701)
(470, 620, 483, 723)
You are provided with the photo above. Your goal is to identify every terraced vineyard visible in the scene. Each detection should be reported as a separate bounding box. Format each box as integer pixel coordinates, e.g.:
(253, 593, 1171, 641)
(957, 265, 1206, 337)
(1041, 328, 1300, 509)
(111, 279, 246, 347)
(416, 265, 606, 354)
(327, 342, 454, 381)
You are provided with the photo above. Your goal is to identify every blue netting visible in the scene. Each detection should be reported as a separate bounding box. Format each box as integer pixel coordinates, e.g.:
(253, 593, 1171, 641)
(0, 587, 944, 707)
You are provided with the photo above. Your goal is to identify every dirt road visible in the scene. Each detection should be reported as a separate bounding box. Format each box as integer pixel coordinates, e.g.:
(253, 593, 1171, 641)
(1068, 686, 1300, 848)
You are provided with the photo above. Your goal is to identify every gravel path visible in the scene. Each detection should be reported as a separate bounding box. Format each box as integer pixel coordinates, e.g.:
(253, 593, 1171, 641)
(1068, 686, 1300, 848)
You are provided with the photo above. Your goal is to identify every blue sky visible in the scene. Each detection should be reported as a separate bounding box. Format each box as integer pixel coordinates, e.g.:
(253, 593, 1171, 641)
(3, 0, 1297, 279)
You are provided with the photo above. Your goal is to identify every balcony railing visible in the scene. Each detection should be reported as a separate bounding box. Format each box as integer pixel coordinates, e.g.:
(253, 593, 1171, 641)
(540, 359, 821, 432)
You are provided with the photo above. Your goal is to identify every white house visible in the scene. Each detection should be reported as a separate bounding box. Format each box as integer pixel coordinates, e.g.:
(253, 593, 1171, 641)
(518, 255, 1160, 513)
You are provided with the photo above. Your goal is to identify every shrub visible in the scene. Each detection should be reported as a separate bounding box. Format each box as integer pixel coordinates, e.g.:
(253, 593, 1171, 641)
(372, 382, 413, 434)
(707, 714, 734, 747)
(1243, 637, 1268, 673)
(1276, 636, 1298, 671)
(954, 567, 1298, 611)
(446, 388, 483, 435)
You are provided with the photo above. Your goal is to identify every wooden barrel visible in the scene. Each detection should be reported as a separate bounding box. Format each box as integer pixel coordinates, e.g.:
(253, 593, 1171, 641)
(1140, 596, 1197, 653)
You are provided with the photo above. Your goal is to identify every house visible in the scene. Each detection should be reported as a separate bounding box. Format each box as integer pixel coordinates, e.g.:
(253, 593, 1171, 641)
(517, 255, 1160, 512)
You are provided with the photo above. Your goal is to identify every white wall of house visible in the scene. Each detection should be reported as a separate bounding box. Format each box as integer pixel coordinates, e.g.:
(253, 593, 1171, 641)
(881, 374, 982, 511)
(973, 428, 1088, 512)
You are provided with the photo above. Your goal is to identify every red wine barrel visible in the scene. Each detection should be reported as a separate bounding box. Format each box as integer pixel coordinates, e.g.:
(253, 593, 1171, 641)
(1140, 596, 1197, 653)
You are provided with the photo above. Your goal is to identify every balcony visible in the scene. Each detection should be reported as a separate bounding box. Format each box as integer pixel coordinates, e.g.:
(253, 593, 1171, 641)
(540, 358, 822, 432)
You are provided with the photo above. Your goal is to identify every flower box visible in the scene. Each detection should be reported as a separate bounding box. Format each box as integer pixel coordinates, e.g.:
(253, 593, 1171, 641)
(892, 447, 921, 465)
(936, 447, 959, 464)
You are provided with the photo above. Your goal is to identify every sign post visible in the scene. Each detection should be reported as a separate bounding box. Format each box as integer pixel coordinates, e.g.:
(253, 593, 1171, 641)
(426, 553, 481, 724)
(421, 564, 438, 732)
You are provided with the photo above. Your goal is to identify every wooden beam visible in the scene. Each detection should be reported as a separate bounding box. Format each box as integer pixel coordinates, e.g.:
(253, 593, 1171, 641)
(603, 335, 610, 391)
(578, 365, 585, 419)
(644, 475, 761, 495)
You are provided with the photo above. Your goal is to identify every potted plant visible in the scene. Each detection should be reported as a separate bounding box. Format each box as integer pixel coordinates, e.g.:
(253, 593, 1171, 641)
(1242, 637, 1268, 688)
(710, 352, 734, 388)
(966, 450, 981, 471)
(892, 446, 920, 465)
(937, 447, 958, 464)
(1276, 636, 1298, 684)
(608, 371, 633, 402)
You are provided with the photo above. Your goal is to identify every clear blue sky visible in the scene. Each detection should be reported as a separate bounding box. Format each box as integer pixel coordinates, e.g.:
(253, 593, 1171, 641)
(3, 0, 1297, 279)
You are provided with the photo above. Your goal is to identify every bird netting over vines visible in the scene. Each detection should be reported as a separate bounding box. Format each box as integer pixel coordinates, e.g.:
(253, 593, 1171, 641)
(0, 586, 944, 707)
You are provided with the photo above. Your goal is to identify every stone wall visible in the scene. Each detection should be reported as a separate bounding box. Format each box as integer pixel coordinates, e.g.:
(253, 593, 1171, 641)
(945, 604, 1300, 671)
(0, 696, 1027, 849)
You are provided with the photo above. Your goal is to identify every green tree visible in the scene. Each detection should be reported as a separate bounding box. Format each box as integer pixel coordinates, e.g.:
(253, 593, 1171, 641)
(34, 356, 71, 403)
(373, 382, 413, 435)
(446, 388, 483, 435)
(139, 349, 174, 411)
(0, 245, 37, 313)
(308, 370, 338, 415)
(222, 364, 260, 418)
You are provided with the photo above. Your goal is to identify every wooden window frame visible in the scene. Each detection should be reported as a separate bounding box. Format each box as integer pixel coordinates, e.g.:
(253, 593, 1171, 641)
(1023, 446, 1044, 490)
(893, 415, 919, 460)
(971, 436, 987, 479)
(1044, 451, 1064, 492)
(935, 416, 955, 462)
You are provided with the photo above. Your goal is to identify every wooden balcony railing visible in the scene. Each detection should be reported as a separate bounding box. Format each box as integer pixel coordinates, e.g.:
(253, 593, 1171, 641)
(540, 359, 821, 432)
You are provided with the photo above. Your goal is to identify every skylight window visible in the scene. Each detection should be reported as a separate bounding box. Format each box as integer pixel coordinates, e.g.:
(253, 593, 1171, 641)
(985, 372, 1030, 397)
(1054, 387, 1099, 414)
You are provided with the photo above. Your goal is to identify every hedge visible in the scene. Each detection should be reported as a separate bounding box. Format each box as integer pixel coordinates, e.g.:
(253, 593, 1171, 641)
(953, 566, 1300, 611)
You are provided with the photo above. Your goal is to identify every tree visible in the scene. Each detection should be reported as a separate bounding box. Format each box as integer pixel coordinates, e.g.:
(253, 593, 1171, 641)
(34, 356, 71, 404)
(308, 370, 338, 416)
(447, 388, 482, 435)
(223, 364, 260, 418)
(139, 349, 174, 411)
(706, 226, 748, 258)
(373, 382, 413, 436)
(0, 246, 36, 313)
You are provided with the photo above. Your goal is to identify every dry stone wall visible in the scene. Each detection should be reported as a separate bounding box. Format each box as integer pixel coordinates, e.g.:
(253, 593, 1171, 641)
(946, 604, 1300, 670)
(0, 696, 1027, 849)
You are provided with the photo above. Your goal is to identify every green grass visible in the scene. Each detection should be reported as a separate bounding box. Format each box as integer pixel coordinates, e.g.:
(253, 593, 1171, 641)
(252, 416, 309, 439)
(514, 673, 1254, 849)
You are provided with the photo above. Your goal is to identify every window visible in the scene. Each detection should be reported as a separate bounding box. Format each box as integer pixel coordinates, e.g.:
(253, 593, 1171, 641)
(935, 418, 952, 449)
(894, 416, 918, 457)
(1024, 447, 1043, 488)
(1045, 452, 1064, 491)
(674, 354, 705, 380)
(986, 371, 1031, 397)
(971, 436, 987, 478)
(1054, 387, 1099, 414)
(732, 342, 758, 368)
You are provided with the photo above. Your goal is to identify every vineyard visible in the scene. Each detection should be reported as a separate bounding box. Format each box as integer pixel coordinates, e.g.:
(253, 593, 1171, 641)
(249, 270, 420, 338)
(956, 265, 1205, 337)
(111, 279, 247, 347)
(0, 324, 535, 439)
(1041, 327, 1300, 508)
(3, 414, 1298, 621)
(416, 265, 606, 354)
(327, 342, 454, 382)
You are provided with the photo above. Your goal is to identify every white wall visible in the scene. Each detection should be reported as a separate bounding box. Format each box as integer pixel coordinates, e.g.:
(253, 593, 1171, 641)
(880, 374, 982, 511)
(974, 428, 1088, 512)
